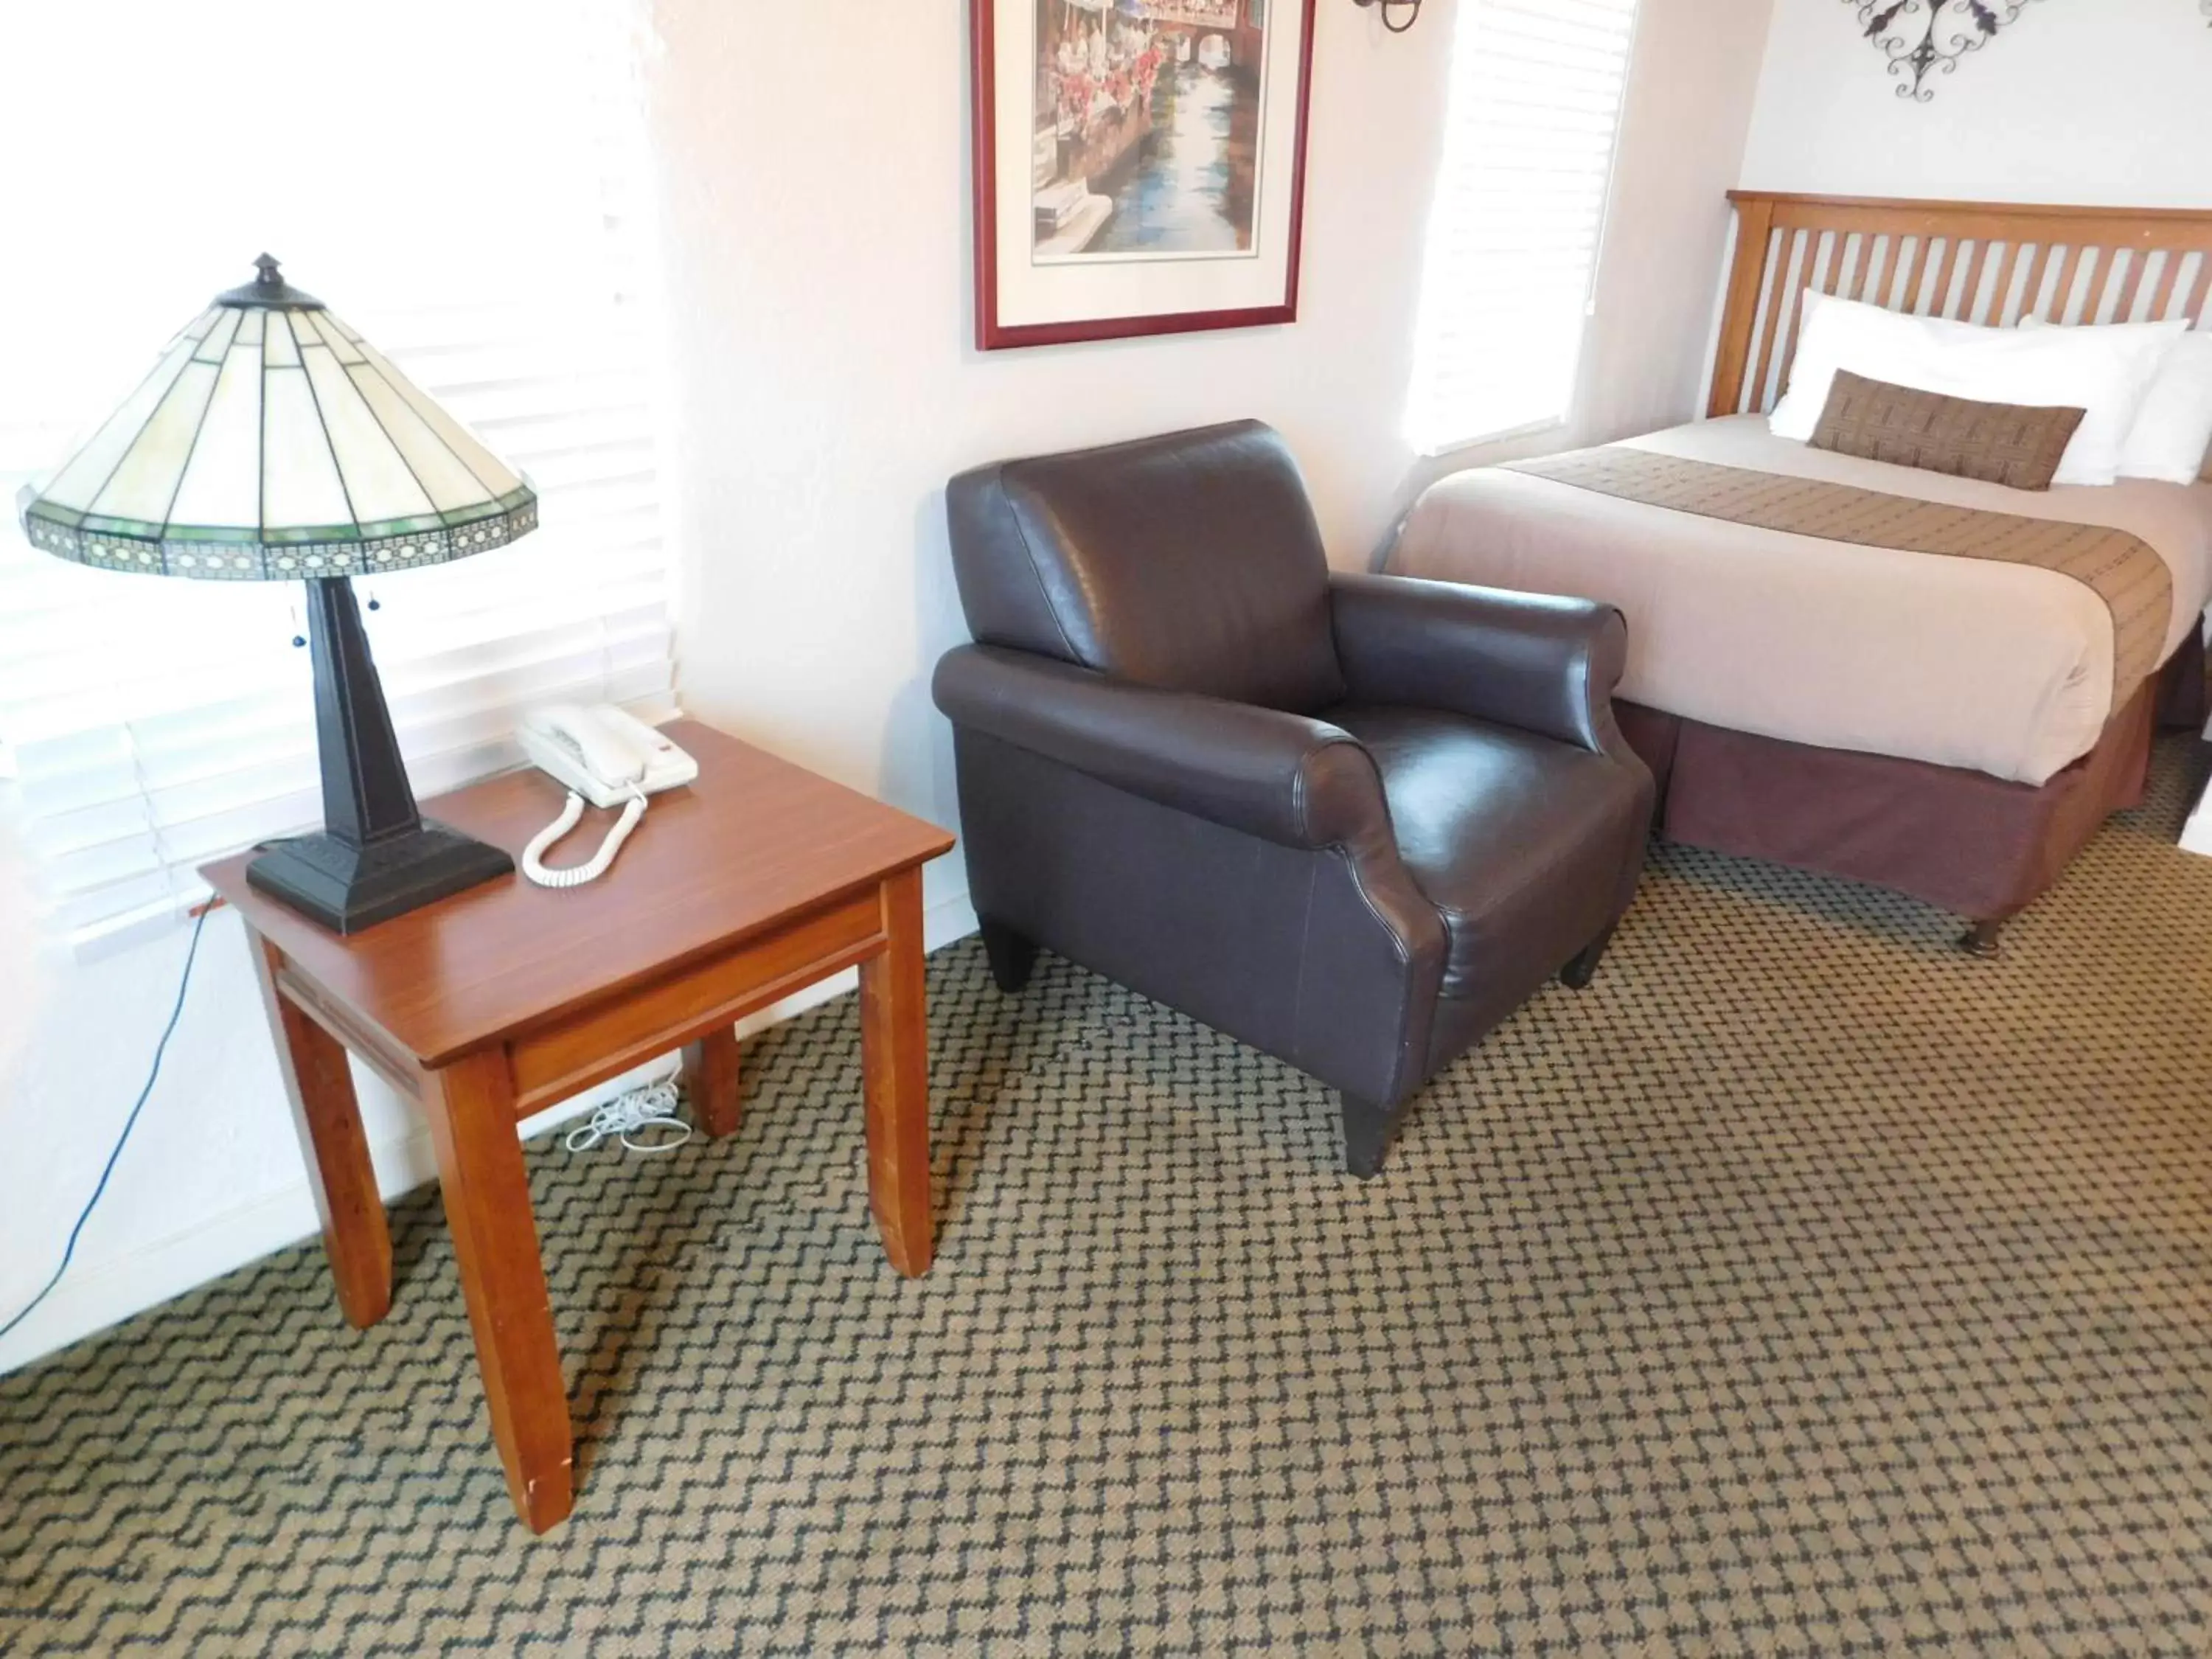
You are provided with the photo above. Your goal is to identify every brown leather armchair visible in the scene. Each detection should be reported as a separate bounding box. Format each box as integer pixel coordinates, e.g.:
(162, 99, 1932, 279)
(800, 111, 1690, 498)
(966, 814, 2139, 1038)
(933, 420, 1654, 1176)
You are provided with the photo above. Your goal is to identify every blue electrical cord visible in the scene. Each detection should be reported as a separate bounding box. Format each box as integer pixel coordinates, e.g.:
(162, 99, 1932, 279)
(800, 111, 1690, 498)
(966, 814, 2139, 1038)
(0, 905, 209, 1346)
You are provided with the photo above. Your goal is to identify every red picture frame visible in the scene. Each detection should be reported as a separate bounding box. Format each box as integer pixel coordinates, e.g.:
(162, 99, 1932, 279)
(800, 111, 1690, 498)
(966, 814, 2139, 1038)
(971, 0, 1318, 351)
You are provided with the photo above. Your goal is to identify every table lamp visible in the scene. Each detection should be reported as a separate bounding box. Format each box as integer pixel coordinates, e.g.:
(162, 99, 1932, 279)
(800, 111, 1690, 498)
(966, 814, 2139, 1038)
(16, 257, 538, 933)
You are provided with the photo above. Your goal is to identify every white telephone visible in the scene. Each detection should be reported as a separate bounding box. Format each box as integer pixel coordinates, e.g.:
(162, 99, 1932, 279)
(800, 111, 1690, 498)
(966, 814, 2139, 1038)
(516, 704, 698, 888)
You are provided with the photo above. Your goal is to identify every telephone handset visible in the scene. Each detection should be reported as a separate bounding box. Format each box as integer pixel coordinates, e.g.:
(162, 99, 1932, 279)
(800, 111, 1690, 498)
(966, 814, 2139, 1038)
(516, 704, 698, 888)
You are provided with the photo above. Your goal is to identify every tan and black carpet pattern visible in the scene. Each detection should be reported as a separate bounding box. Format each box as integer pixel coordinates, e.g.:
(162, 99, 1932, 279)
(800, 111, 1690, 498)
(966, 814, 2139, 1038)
(4, 741, 2211, 1656)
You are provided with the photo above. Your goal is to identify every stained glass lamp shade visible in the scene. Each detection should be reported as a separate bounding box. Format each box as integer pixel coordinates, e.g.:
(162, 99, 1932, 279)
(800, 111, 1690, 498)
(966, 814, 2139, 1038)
(15, 257, 538, 933)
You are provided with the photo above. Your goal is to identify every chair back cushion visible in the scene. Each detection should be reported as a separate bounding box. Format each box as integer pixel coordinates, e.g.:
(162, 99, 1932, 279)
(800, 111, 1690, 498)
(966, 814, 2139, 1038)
(945, 420, 1346, 712)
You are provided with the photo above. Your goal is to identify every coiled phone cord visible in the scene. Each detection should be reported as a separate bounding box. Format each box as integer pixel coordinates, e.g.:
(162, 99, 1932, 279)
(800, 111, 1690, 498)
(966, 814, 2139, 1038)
(521, 785, 648, 888)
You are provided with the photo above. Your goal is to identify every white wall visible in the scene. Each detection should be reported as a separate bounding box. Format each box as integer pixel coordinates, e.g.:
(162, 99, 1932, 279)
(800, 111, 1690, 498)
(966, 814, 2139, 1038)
(0, 0, 1772, 1377)
(1743, 0, 2212, 206)
(651, 0, 1773, 801)
(648, 0, 1444, 807)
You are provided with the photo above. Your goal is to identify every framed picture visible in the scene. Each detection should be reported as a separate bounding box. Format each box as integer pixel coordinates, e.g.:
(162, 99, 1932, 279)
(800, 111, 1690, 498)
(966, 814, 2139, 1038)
(971, 0, 1318, 350)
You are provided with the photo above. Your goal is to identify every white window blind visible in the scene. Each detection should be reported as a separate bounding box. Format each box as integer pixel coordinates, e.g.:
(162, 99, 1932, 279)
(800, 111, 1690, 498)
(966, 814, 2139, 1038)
(0, 0, 678, 956)
(1405, 0, 1641, 453)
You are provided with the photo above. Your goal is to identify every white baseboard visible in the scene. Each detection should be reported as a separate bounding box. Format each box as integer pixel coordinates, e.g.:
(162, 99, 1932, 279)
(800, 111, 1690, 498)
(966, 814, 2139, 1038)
(2181, 715, 2212, 858)
(0, 892, 978, 1377)
(2183, 771, 2212, 858)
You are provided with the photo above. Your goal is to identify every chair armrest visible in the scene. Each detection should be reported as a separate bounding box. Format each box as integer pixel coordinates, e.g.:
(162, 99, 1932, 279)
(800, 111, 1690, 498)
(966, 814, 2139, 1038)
(1329, 571, 1629, 752)
(932, 645, 1390, 851)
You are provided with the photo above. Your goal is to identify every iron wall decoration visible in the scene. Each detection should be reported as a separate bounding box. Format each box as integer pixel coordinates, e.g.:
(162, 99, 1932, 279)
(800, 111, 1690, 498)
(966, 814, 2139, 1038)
(1848, 0, 2043, 100)
(971, 0, 1317, 349)
(1352, 0, 1422, 30)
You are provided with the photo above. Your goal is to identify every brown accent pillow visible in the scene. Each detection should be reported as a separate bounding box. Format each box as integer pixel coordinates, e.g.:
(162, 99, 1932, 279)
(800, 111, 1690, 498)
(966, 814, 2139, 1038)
(1809, 369, 2087, 491)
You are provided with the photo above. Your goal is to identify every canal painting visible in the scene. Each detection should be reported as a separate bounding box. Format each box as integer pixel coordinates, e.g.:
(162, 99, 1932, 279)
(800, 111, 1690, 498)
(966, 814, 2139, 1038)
(1032, 0, 1268, 263)
(973, 0, 1311, 347)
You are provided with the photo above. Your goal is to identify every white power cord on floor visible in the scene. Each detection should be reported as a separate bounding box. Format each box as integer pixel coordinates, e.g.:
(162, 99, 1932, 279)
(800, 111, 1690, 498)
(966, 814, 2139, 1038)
(565, 1069, 692, 1156)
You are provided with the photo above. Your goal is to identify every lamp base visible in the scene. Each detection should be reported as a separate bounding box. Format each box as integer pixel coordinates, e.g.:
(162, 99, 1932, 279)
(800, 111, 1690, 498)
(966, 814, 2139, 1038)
(246, 819, 514, 935)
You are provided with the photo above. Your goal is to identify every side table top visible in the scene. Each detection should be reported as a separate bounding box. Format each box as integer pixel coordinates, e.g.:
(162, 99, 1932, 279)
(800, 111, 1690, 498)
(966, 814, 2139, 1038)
(201, 720, 954, 1065)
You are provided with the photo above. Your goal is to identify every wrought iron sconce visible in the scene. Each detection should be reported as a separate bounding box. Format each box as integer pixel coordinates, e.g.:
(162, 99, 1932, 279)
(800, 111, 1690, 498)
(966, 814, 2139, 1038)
(1846, 0, 2042, 100)
(1353, 0, 1422, 32)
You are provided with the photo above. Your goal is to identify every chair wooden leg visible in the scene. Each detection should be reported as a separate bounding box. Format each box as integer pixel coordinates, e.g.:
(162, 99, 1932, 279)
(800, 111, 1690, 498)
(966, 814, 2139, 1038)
(978, 917, 1038, 995)
(1340, 1092, 1405, 1180)
(1560, 924, 1618, 991)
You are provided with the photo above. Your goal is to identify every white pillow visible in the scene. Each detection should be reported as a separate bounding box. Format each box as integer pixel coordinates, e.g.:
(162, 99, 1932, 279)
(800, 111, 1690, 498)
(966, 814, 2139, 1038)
(1769, 291, 1976, 442)
(1926, 317, 2184, 485)
(1770, 291, 2185, 485)
(2021, 316, 2212, 484)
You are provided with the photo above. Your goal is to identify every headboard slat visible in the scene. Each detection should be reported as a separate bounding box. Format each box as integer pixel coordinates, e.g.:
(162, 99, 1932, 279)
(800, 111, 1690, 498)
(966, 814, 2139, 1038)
(1991, 240, 2029, 323)
(2024, 243, 2061, 321)
(2053, 243, 2092, 324)
(1745, 227, 1792, 414)
(1708, 192, 2212, 418)
(1778, 232, 1825, 403)
(2113, 248, 2152, 323)
(1846, 234, 1878, 304)
(2182, 255, 2212, 330)
(2148, 250, 2188, 323)
(1897, 234, 1933, 316)
(1966, 239, 2003, 323)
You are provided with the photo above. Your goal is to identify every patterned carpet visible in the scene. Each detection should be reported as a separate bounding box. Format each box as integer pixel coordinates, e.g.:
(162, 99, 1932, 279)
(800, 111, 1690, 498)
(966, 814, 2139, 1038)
(4, 740, 2211, 1657)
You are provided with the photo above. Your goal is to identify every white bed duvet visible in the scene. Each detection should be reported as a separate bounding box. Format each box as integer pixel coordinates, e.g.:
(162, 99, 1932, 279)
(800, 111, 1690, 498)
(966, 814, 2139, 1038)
(1387, 416, 2212, 785)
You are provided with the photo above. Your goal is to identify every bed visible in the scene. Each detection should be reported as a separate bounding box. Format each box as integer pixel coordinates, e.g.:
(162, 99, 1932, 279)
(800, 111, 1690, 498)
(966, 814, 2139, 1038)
(1388, 192, 2212, 953)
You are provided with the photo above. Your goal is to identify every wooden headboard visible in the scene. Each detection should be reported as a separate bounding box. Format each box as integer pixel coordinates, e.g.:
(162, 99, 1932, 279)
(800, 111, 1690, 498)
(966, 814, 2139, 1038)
(1708, 191, 2212, 419)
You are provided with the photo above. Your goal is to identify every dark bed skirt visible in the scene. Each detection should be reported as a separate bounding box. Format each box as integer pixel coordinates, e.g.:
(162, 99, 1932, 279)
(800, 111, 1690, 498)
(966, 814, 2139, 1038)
(1615, 630, 2207, 924)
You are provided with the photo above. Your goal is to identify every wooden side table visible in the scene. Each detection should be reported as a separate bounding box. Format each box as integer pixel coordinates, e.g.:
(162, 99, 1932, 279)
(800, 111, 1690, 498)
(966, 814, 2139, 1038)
(201, 720, 955, 1532)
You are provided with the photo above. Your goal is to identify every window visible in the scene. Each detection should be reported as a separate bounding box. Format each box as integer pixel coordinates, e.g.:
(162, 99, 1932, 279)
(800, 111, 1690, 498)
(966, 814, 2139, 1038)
(0, 0, 678, 956)
(1405, 0, 1641, 453)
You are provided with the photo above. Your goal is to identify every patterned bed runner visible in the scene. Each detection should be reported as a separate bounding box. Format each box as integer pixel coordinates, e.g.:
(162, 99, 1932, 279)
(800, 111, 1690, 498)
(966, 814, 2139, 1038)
(1504, 446, 2172, 706)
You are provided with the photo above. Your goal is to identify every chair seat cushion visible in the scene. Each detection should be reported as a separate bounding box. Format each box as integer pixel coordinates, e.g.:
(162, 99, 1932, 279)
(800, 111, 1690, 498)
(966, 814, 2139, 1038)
(1326, 705, 1646, 999)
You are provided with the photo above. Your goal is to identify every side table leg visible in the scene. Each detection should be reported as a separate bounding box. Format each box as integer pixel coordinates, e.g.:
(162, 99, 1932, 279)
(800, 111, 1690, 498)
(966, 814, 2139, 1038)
(859, 866, 935, 1279)
(247, 932, 392, 1329)
(681, 1026, 743, 1138)
(422, 1048, 574, 1534)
